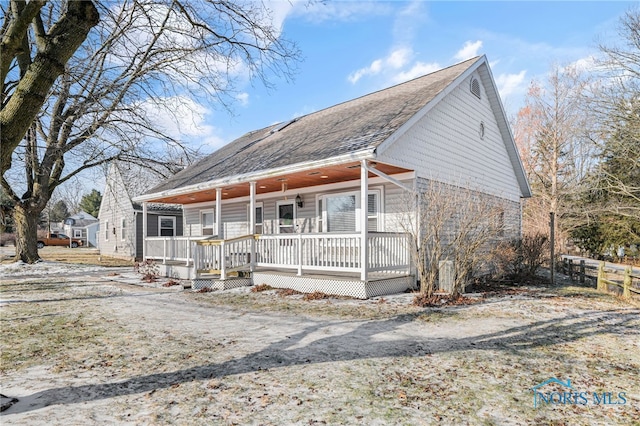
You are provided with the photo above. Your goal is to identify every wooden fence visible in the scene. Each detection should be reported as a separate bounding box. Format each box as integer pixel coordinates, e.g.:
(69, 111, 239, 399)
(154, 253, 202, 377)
(561, 258, 640, 299)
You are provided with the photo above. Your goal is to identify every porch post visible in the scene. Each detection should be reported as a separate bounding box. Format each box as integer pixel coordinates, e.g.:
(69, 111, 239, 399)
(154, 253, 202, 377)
(360, 160, 368, 281)
(142, 202, 148, 260)
(216, 188, 222, 238)
(249, 181, 256, 272)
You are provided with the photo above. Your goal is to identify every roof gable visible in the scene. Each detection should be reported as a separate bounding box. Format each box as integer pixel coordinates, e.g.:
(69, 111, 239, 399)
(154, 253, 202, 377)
(145, 57, 483, 195)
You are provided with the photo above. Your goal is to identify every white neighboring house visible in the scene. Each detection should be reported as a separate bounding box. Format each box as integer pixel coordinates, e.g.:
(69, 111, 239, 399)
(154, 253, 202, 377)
(98, 163, 183, 260)
(62, 211, 99, 248)
(133, 56, 531, 298)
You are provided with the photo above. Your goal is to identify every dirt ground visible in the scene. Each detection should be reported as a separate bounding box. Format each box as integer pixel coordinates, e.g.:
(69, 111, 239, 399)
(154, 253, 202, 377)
(1, 261, 639, 425)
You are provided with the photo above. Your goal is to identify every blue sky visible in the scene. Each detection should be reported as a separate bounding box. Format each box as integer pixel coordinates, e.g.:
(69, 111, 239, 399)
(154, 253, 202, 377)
(188, 0, 637, 152)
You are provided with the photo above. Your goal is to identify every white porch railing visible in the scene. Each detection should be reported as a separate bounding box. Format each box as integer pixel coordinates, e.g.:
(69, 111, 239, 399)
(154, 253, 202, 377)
(145, 236, 207, 265)
(367, 232, 411, 273)
(150, 232, 411, 280)
(255, 232, 411, 278)
(255, 233, 362, 274)
(193, 235, 255, 279)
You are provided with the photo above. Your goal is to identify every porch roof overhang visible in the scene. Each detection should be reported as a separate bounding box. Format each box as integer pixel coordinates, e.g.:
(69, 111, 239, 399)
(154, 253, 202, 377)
(133, 150, 412, 205)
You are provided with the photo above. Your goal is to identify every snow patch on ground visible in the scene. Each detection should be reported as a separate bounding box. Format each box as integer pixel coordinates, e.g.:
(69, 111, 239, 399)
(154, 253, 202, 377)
(0, 261, 111, 277)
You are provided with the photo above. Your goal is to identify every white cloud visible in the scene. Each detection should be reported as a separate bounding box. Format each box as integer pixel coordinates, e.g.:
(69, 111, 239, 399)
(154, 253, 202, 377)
(236, 92, 250, 107)
(567, 55, 600, 73)
(393, 1, 428, 45)
(455, 40, 483, 61)
(290, 1, 392, 23)
(495, 70, 527, 98)
(348, 47, 412, 84)
(391, 61, 442, 84)
(138, 96, 225, 148)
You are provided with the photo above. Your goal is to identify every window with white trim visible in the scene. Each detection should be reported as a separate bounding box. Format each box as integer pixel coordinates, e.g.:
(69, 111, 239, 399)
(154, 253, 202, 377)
(326, 194, 356, 232)
(247, 202, 264, 234)
(74, 229, 83, 238)
(104, 220, 109, 241)
(201, 209, 215, 236)
(159, 216, 176, 236)
(121, 218, 127, 240)
(368, 192, 380, 232)
(318, 189, 381, 232)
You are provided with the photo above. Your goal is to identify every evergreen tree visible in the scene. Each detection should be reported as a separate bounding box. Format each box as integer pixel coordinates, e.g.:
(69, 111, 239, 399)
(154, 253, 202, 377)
(79, 189, 102, 218)
(49, 200, 70, 223)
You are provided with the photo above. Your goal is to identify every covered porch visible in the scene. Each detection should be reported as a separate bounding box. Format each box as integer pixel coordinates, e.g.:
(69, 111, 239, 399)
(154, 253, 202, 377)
(144, 231, 413, 298)
(137, 159, 416, 298)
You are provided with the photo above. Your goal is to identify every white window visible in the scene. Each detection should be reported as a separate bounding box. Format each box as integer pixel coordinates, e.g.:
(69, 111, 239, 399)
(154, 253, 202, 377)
(159, 216, 176, 237)
(368, 192, 380, 232)
(201, 209, 215, 236)
(317, 197, 323, 232)
(121, 218, 127, 240)
(276, 200, 295, 234)
(325, 194, 357, 232)
(247, 203, 264, 234)
(104, 220, 109, 241)
(319, 189, 381, 232)
(73, 229, 83, 238)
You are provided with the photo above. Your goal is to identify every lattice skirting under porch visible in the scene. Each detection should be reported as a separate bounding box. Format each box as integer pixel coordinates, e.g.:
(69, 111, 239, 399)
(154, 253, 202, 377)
(252, 272, 415, 299)
(192, 278, 252, 291)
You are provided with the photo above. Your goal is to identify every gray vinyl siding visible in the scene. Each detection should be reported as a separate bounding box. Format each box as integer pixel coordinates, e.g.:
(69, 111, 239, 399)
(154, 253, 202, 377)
(181, 180, 413, 238)
(183, 208, 202, 236)
(98, 165, 137, 259)
(378, 71, 523, 202)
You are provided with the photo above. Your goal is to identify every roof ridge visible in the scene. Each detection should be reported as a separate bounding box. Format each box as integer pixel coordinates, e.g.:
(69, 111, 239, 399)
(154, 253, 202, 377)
(288, 56, 482, 123)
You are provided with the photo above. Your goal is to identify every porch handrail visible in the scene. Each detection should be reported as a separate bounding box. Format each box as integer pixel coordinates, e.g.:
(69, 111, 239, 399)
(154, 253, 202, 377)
(194, 234, 255, 279)
(196, 234, 258, 246)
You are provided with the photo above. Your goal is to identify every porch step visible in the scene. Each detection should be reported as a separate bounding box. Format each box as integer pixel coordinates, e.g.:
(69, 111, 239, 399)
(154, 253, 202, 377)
(196, 270, 250, 279)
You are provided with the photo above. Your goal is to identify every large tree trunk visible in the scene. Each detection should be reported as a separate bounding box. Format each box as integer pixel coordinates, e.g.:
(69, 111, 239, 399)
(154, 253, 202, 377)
(13, 203, 40, 263)
(0, 0, 99, 175)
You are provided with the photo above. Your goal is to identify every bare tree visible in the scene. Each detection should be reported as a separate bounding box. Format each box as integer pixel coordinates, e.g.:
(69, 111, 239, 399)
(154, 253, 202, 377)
(594, 8, 640, 221)
(513, 64, 595, 245)
(1, 1, 300, 262)
(396, 180, 504, 298)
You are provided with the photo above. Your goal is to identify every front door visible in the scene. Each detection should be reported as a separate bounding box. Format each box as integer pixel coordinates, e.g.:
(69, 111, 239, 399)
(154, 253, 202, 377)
(277, 201, 295, 234)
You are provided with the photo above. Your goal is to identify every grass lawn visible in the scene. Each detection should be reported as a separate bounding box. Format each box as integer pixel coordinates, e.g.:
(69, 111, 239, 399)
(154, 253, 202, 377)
(1, 262, 639, 425)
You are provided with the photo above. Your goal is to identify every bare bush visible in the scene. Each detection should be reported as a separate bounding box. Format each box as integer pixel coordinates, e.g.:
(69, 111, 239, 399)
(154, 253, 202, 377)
(491, 233, 549, 281)
(134, 259, 159, 283)
(251, 284, 274, 293)
(396, 180, 505, 298)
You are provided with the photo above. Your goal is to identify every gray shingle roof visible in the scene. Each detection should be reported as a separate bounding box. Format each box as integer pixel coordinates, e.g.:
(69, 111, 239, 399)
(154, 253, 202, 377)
(146, 57, 481, 194)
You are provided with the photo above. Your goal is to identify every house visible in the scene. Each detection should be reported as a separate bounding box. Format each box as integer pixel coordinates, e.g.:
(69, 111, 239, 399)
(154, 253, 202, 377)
(62, 211, 100, 248)
(133, 56, 531, 298)
(99, 163, 183, 260)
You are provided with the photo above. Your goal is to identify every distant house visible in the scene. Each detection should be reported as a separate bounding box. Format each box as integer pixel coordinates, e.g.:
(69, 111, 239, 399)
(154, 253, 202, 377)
(99, 163, 183, 260)
(133, 56, 531, 297)
(62, 211, 99, 248)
